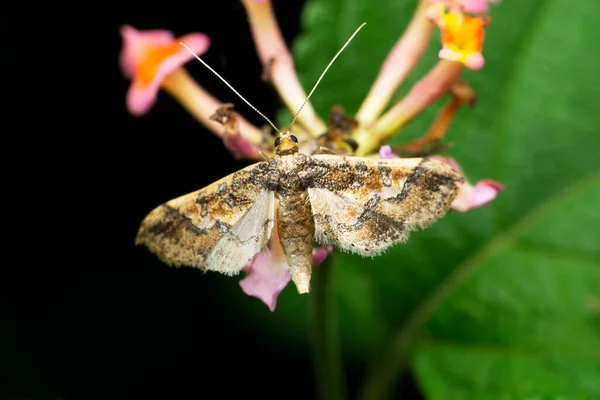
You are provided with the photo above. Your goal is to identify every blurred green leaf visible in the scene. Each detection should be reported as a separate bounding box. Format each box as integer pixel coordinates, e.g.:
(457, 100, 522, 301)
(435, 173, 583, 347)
(413, 175, 600, 399)
(285, 0, 600, 398)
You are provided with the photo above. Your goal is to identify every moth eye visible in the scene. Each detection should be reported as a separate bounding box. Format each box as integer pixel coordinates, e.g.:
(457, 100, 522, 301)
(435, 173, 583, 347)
(290, 135, 298, 143)
(274, 137, 282, 147)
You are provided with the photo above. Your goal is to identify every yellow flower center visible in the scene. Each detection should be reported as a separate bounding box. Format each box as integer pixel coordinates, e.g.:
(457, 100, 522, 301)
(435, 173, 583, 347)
(441, 11, 484, 55)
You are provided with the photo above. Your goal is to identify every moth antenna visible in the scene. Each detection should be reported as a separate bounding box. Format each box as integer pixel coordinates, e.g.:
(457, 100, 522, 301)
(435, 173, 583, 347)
(288, 22, 366, 131)
(180, 42, 280, 133)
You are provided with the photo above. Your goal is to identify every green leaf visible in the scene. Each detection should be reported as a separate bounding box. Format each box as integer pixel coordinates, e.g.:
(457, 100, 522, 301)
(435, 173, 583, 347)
(413, 174, 600, 399)
(413, 344, 600, 400)
(285, 0, 600, 398)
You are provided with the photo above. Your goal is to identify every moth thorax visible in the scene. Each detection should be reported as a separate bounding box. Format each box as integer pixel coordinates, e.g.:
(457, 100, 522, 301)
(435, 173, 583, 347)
(275, 132, 299, 156)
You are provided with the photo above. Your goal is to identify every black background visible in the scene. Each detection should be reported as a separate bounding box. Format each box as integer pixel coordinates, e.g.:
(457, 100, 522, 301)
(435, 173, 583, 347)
(4, 1, 421, 398)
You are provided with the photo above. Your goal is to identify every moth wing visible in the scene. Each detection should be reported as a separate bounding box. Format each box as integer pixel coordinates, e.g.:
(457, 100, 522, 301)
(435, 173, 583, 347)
(307, 155, 462, 256)
(136, 162, 275, 275)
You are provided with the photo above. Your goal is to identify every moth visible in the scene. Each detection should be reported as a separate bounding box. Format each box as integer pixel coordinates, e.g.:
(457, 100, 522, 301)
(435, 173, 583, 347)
(135, 24, 463, 294)
(136, 134, 462, 293)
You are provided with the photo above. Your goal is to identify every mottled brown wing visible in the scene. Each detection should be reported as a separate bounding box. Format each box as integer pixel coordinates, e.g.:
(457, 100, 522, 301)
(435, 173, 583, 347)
(306, 155, 462, 256)
(136, 162, 275, 276)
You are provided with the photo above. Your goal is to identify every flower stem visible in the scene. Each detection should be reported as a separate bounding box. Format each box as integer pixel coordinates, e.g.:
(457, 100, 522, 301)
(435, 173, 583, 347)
(356, 0, 434, 126)
(393, 95, 462, 154)
(242, 0, 327, 136)
(353, 60, 463, 156)
(162, 68, 265, 145)
(311, 256, 346, 400)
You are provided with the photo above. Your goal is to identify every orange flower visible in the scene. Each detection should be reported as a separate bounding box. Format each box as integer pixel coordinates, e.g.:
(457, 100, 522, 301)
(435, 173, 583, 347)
(119, 25, 210, 115)
(428, 5, 487, 70)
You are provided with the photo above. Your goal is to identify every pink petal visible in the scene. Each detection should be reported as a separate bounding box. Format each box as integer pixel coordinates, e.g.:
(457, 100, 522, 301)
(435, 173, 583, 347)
(240, 251, 290, 312)
(126, 79, 163, 117)
(119, 25, 175, 78)
(470, 179, 504, 207)
(239, 245, 333, 311)
(429, 0, 497, 15)
(312, 245, 334, 266)
(464, 52, 485, 70)
(452, 179, 504, 212)
(157, 33, 211, 78)
(121, 28, 211, 116)
(379, 145, 399, 159)
(459, 0, 491, 14)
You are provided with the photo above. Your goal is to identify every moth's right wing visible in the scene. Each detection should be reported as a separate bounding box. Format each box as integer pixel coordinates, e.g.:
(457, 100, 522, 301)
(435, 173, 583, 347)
(306, 155, 462, 256)
(136, 162, 275, 276)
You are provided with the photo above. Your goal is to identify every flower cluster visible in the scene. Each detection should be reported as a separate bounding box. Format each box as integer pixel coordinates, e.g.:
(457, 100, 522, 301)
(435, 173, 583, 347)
(120, 0, 502, 311)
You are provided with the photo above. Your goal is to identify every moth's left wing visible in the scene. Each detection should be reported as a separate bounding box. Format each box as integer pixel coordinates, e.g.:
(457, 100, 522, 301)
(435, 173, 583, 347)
(306, 155, 462, 256)
(136, 162, 275, 276)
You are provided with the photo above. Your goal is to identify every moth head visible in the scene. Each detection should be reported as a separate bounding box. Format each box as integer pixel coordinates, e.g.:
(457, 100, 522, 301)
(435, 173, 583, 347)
(274, 131, 299, 156)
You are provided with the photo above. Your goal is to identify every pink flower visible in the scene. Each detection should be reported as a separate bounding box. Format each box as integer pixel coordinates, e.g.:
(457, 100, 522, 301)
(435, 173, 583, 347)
(119, 25, 210, 116)
(240, 222, 332, 311)
(451, 178, 504, 212)
(430, 156, 504, 212)
(239, 250, 289, 312)
(430, 0, 499, 15)
(378, 145, 398, 159)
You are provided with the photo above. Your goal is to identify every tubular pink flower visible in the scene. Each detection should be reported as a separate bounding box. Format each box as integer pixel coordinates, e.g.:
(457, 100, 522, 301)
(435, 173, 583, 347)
(430, 156, 504, 212)
(241, 0, 327, 136)
(240, 216, 333, 311)
(119, 25, 210, 116)
(119, 25, 264, 159)
(354, 60, 463, 156)
(356, 0, 435, 126)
